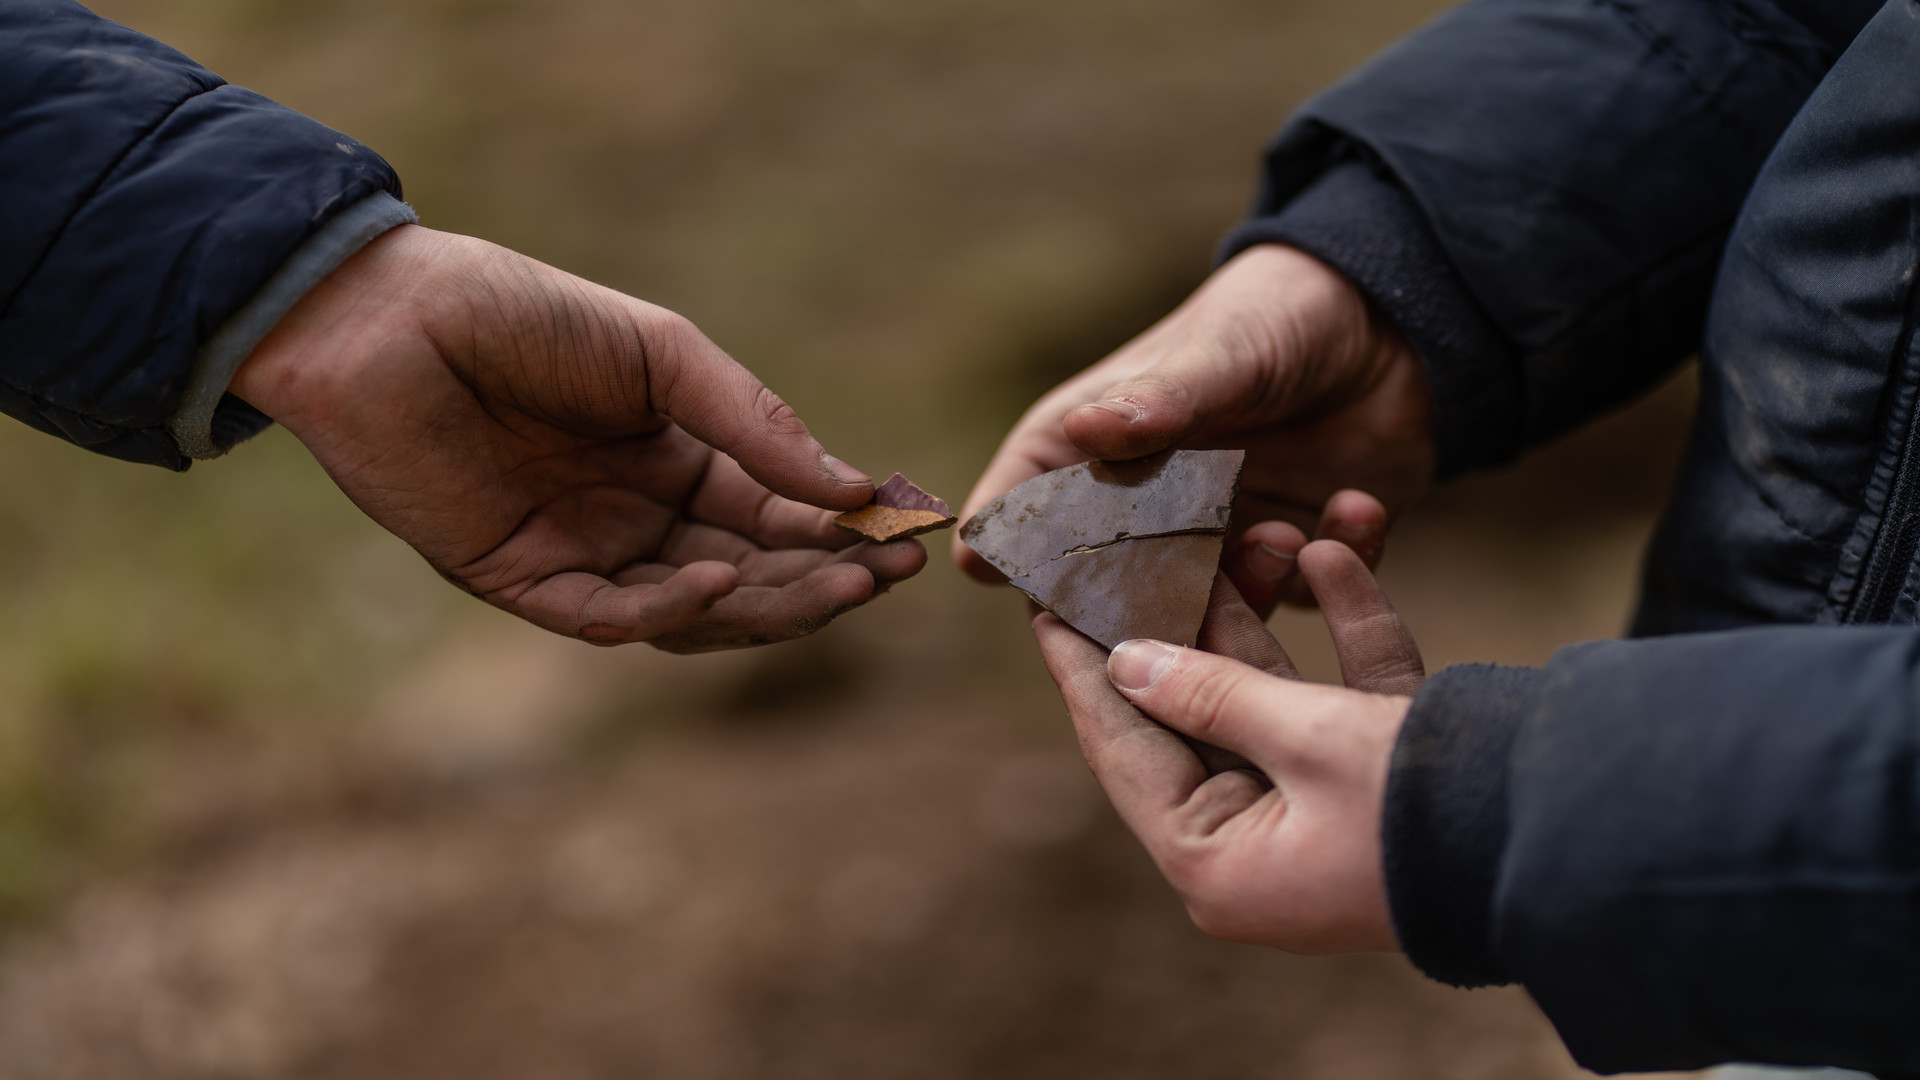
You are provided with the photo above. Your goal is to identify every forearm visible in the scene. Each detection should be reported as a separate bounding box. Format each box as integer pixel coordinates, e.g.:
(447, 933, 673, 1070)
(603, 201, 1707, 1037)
(1390, 627, 1920, 1074)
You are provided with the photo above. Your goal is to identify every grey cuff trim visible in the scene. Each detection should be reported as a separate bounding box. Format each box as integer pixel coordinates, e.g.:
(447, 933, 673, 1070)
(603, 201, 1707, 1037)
(167, 191, 418, 459)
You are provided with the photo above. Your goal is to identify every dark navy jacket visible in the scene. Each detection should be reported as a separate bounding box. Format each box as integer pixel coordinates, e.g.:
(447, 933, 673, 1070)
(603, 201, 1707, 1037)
(0, 0, 410, 470)
(1223, 0, 1920, 1074)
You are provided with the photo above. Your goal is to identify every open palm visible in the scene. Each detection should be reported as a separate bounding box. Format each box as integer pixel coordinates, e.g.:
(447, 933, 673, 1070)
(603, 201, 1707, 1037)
(234, 226, 924, 651)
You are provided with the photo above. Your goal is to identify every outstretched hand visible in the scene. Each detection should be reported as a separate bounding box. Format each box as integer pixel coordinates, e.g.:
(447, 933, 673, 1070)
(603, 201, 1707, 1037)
(1034, 539, 1425, 952)
(233, 225, 925, 651)
(960, 244, 1433, 606)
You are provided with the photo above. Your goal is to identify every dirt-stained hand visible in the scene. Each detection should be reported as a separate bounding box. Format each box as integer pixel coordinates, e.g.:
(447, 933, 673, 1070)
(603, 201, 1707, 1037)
(234, 225, 925, 651)
(961, 244, 1433, 607)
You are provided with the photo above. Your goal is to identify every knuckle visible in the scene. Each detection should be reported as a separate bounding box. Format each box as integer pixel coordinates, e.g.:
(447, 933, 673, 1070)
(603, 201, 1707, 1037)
(572, 585, 616, 636)
(789, 599, 851, 639)
(1213, 306, 1282, 364)
(1157, 833, 1222, 900)
(748, 490, 786, 537)
(1160, 844, 1210, 901)
(1176, 861, 1267, 944)
(1123, 369, 1190, 405)
(1180, 880, 1250, 942)
(1343, 615, 1426, 689)
(646, 309, 701, 352)
(1354, 655, 1422, 691)
(1177, 665, 1248, 743)
(633, 310, 699, 385)
(753, 385, 808, 437)
(578, 624, 633, 647)
(1185, 899, 1235, 941)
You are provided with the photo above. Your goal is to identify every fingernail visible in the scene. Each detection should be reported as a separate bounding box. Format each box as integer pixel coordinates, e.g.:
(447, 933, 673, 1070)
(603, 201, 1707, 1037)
(821, 452, 870, 487)
(1087, 398, 1143, 424)
(1247, 542, 1297, 585)
(1326, 530, 1381, 564)
(1109, 639, 1181, 693)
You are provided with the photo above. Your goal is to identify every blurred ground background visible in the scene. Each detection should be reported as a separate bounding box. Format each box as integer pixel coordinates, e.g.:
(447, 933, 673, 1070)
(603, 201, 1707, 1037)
(0, 0, 1702, 1076)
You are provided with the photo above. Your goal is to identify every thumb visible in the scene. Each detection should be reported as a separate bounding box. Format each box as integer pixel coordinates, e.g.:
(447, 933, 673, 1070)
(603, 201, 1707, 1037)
(1060, 318, 1278, 462)
(1107, 638, 1336, 772)
(636, 304, 875, 511)
(1059, 244, 1370, 462)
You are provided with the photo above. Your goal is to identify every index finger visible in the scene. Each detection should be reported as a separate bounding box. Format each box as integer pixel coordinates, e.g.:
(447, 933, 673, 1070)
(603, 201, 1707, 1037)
(1197, 572, 1298, 679)
(634, 303, 874, 512)
(1036, 612, 1279, 842)
(1033, 612, 1205, 818)
(1298, 540, 1425, 694)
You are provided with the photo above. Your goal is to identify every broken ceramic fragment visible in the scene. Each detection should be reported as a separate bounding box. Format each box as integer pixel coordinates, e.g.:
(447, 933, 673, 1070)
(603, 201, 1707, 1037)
(959, 449, 1245, 649)
(834, 473, 957, 542)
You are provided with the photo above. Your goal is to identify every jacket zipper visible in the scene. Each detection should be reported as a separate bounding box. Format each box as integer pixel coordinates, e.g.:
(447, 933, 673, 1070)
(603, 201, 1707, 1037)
(1848, 268, 1920, 624)
(1852, 425, 1920, 623)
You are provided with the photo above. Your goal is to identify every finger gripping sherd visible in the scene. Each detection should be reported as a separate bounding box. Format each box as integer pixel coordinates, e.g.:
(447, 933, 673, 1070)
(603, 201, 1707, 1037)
(1178, 661, 1253, 746)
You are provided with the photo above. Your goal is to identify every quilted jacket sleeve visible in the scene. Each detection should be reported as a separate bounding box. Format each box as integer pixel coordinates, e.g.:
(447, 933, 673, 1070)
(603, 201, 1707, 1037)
(0, 0, 413, 470)
(1219, 0, 1883, 475)
(1390, 630, 1920, 1076)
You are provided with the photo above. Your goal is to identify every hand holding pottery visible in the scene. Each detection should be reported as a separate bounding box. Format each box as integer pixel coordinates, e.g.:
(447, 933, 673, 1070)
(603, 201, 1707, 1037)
(961, 450, 1244, 649)
(1033, 540, 1425, 953)
(957, 244, 1433, 605)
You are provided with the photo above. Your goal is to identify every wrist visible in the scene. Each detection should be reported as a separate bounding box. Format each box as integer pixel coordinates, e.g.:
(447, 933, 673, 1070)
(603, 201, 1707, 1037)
(1225, 160, 1516, 476)
(1230, 243, 1438, 508)
(1226, 243, 1427, 412)
(230, 224, 444, 430)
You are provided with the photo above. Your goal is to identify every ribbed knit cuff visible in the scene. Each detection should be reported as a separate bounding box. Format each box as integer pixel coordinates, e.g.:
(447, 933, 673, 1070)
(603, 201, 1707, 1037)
(1217, 159, 1523, 477)
(1384, 662, 1544, 987)
(167, 191, 418, 459)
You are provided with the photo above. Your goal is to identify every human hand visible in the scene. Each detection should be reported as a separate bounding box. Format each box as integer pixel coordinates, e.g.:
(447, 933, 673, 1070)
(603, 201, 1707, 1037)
(960, 244, 1433, 606)
(1033, 539, 1424, 951)
(233, 225, 925, 651)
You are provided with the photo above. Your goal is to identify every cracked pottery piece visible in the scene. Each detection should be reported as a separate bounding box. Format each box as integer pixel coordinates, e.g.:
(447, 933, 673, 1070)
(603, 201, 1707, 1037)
(959, 449, 1244, 648)
(834, 473, 957, 542)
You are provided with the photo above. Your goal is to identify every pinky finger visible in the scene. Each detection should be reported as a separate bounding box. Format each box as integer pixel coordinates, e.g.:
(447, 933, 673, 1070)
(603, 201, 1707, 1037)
(507, 561, 740, 645)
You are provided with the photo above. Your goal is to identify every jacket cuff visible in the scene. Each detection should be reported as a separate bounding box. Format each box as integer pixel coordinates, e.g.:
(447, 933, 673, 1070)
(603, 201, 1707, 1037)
(1216, 159, 1522, 477)
(1384, 662, 1543, 987)
(166, 191, 418, 459)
